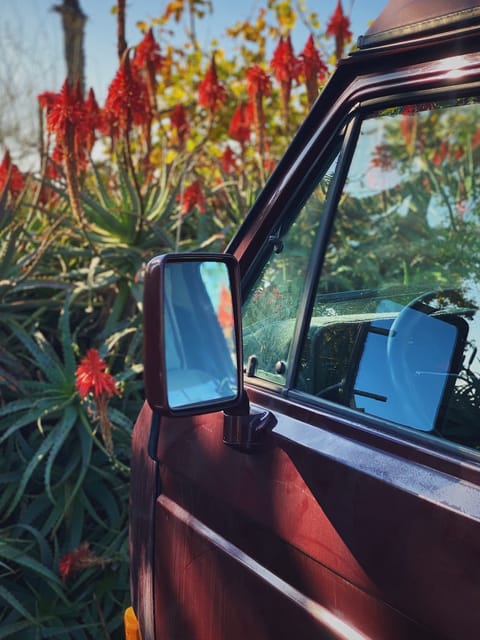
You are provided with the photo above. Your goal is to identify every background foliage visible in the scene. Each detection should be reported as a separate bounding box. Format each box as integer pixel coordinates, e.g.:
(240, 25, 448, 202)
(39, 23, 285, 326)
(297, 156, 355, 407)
(0, 0, 352, 636)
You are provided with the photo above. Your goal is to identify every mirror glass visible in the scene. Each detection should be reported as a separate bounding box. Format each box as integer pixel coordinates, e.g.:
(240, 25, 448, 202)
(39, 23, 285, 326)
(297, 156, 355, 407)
(163, 259, 238, 411)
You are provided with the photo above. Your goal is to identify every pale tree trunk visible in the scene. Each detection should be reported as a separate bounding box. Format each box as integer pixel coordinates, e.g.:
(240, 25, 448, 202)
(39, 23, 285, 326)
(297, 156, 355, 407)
(52, 0, 87, 94)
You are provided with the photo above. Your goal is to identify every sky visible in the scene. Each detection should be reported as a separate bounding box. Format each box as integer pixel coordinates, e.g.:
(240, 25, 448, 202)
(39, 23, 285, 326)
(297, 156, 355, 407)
(1, 0, 388, 103)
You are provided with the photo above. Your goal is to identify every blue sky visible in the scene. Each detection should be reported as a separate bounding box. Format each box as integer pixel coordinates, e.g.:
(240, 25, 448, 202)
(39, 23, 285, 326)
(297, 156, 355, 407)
(1, 0, 388, 103)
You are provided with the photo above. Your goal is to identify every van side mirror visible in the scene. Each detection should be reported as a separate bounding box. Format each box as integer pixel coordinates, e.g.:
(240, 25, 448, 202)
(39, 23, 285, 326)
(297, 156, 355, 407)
(143, 253, 244, 416)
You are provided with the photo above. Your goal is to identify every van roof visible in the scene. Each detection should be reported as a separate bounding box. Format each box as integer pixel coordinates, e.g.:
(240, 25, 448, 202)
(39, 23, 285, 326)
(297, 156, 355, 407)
(357, 0, 480, 49)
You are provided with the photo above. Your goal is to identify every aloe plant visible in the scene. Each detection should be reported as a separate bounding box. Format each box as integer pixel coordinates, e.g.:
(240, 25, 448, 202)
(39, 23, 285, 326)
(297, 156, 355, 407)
(0, 298, 134, 637)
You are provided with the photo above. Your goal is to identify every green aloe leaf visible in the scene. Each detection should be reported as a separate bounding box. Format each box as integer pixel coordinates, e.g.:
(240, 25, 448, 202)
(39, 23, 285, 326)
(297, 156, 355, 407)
(9, 323, 65, 386)
(59, 296, 77, 380)
(0, 541, 62, 589)
(0, 584, 37, 624)
(4, 420, 74, 519)
(44, 405, 78, 505)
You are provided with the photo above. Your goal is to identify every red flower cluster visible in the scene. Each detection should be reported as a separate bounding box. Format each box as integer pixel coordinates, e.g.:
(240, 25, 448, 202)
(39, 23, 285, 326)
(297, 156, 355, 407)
(37, 91, 57, 112)
(133, 28, 165, 110)
(0, 149, 25, 199)
(217, 283, 234, 332)
(246, 65, 272, 101)
(472, 128, 480, 148)
(83, 88, 102, 153)
(133, 28, 165, 73)
(300, 35, 328, 107)
(228, 101, 252, 144)
(246, 65, 272, 159)
(170, 104, 190, 146)
(271, 35, 301, 121)
(177, 180, 206, 215)
(326, 0, 352, 60)
(44, 81, 86, 145)
(370, 144, 395, 170)
(38, 81, 102, 170)
(59, 542, 108, 582)
(270, 35, 301, 84)
(198, 56, 228, 116)
(438, 141, 464, 165)
(75, 348, 118, 400)
(221, 146, 237, 173)
(75, 348, 118, 455)
(103, 55, 151, 139)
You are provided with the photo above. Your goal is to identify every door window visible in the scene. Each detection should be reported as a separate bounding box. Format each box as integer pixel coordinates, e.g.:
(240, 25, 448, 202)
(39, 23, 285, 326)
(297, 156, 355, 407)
(297, 100, 480, 448)
(242, 155, 339, 384)
(243, 97, 480, 451)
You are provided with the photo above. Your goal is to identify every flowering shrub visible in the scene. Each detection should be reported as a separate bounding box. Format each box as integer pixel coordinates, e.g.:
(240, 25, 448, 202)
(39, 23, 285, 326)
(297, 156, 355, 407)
(76, 348, 120, 455)
(0, 0, 353, 636)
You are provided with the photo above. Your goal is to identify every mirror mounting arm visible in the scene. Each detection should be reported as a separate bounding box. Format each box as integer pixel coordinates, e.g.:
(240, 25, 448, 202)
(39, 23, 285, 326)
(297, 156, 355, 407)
(223, 393, 276, 453)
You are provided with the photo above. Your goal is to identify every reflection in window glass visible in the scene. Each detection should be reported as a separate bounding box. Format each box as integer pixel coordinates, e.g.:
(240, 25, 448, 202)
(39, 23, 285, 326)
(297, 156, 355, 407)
(200, 262, 236, 357)
(298, 99, 480, 451)
(242, 156, 339, 384)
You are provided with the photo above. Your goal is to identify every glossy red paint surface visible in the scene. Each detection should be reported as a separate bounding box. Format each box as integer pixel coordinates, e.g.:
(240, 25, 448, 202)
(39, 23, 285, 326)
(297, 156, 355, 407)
(132, 391, 480, 639)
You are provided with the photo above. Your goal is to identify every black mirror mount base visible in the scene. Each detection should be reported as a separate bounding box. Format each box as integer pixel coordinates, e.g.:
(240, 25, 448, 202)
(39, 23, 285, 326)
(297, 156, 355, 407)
(223, 396, 276, 453)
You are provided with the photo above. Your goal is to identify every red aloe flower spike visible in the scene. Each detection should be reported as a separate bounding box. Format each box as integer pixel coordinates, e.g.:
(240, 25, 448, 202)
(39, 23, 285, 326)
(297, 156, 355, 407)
(83, 88, 102, 153)
(472, 128, 480, 148)
(270, 35, 301, 84)
(176, 180, 206, 215)
(75, 348, 118, 400)
(39, 81, 90, 227)
(370, 144, 395, 170)
(133, 28, 164, 72)
(326, 0, 352, 62)
(37, 91, 58, 115)
(0, 149, 25, 199)
(103, 53, 151, 139)
(75, 348, 118, 455)
(133, 28, 165, 110)
(246, 65, 271, 166)
(41, 80, 90, 172)
(59, 542, 110, 582)
(217, 282, 234, 333)
(198, 55, 228, 117)
(45, 80, 87, 149)
(246, 64, 272, 101)
(300, 34, 328, 108)
(270, 34, 301, 123)
(170, 104, 189, 147)
(228, 101, 251, 146)
(221, 146, 237, 173)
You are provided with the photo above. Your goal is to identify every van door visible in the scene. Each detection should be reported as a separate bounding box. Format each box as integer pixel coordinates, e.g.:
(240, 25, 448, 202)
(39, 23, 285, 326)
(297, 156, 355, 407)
(238, 97, 480, 639)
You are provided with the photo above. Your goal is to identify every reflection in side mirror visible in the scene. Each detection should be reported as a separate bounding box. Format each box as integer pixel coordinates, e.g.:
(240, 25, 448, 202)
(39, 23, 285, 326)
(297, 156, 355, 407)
(143, 253, 243, 416)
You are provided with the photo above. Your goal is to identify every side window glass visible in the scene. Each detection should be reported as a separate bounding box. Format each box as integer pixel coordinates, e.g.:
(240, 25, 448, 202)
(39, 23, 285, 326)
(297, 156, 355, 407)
(297, 100, 480, 451)
(242, 156, 339, 384)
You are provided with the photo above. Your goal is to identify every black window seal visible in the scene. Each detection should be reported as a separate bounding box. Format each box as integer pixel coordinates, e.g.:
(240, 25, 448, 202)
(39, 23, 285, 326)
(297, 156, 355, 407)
(283, 114, 363, 393)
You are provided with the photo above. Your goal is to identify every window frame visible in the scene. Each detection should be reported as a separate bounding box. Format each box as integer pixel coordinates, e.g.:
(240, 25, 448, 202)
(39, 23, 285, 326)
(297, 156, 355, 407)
(242, 83, 480, 465)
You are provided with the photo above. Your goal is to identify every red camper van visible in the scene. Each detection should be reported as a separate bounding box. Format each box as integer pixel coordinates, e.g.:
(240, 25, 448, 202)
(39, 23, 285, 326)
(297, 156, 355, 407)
(128, 1, 480, 638)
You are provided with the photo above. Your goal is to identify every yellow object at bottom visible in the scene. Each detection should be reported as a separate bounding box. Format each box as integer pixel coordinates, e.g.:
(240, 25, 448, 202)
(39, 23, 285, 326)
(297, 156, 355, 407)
(124, 606, 142, 640)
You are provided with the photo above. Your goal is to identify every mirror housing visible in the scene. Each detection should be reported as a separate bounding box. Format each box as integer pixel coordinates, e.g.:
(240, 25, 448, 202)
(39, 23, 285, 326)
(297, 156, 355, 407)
(143, 253, 244, 416)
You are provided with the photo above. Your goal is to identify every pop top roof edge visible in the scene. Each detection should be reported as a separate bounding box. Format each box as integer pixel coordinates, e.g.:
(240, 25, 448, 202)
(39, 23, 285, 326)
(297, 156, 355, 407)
(357, 0, 480, 49)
